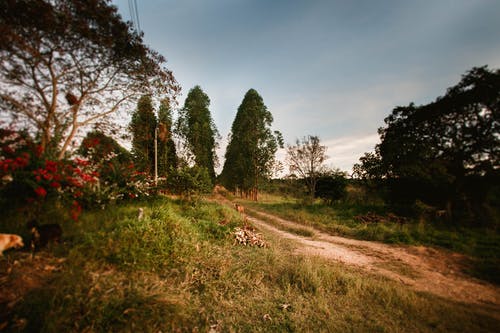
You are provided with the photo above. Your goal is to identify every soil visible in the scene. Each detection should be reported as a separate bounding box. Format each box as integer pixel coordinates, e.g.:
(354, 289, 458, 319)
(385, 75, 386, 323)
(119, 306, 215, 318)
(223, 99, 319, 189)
(244, 208, 500, 310)
(214, 192, 500, 316)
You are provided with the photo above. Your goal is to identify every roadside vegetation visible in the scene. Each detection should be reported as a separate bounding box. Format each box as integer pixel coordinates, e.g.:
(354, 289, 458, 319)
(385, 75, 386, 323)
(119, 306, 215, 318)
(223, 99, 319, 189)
(2, 197, 499, 332)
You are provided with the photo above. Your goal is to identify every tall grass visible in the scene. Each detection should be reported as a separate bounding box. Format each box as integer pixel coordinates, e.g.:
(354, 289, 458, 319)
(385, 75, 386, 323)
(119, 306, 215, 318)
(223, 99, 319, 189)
(2, 196, 499, 332)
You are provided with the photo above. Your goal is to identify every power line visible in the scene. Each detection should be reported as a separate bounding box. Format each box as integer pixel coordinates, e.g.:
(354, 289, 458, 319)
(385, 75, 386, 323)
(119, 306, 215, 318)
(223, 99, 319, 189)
(134, 0, 141, 33)
(127, 0, 141, 33)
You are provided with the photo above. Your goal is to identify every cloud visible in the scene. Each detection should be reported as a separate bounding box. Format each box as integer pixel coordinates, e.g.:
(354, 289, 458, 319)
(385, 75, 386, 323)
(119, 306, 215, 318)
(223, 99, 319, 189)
(323, 133, 380, 173)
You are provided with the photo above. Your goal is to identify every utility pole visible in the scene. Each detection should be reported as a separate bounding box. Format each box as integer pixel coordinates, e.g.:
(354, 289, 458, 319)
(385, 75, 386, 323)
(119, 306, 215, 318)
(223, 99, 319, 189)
(154, 127, 158, 186)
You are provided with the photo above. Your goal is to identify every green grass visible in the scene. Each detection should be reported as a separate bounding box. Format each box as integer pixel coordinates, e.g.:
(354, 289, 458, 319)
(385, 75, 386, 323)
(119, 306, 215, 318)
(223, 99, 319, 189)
(1, 196, 499, 332)
(238, 193, 500, 285)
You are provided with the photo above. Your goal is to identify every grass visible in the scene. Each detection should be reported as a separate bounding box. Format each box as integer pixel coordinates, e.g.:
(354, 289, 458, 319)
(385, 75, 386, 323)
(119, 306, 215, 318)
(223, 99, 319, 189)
(1, 195, 499, 331)
(237, 192, 500, 285)
(245, 208, 315, 237)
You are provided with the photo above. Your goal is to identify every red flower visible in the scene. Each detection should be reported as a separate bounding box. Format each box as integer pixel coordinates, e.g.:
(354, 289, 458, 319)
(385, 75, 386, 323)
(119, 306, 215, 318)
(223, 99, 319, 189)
(70, 200, 82, 221)
(34, 186, 47, 197)
(45, 160, 58, 173)
(50, 181, 61, 188)
(35, 145, 44, 157)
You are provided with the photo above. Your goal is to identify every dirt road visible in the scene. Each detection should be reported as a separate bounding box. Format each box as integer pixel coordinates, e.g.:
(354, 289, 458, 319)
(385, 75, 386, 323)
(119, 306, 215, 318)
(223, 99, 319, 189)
(234, 204, 500, 312)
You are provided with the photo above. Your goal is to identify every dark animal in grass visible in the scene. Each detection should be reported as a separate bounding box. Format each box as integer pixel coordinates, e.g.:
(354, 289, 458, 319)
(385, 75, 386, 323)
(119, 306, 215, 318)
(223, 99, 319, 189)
(26, 220, 62, 251)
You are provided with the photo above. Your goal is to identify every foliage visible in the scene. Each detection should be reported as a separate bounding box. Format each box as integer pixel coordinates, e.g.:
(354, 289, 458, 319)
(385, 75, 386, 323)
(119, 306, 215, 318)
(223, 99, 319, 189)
(167, 165, 213, 199)
(129, 95, 157, 175)
(314, 170, 348, 205)
(356, 66, 500, 224)
(78, 130, 132, 165)
(0, 0, 179, 159)
(220, 89, 283, 200)
(78, 131, 152, 206)
(0, 128, 98, 220)
(157, 98, 177, 177)
(1, 127, 153, 220)
(286, 135, 328, 199)
(175, 86, 218, 183)
(352, 152, 384, 180)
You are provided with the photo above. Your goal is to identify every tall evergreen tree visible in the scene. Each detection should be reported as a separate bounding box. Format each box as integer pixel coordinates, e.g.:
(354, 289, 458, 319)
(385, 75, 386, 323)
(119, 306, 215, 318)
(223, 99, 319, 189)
(129, 95, 157, 175)
(175, 86, 218, 183)
(220, 89, 283, 200)
(157, 98, 177, 176)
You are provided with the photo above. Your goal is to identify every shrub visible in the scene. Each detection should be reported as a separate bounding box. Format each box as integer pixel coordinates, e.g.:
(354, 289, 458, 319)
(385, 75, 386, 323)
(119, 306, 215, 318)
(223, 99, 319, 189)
(314, 171, 348, 205)
(167, 166, 212, 199)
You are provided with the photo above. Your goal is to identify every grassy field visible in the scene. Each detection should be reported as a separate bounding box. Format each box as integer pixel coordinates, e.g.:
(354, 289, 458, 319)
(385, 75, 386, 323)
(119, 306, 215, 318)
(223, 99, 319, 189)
(1, 196, 499, 332)
(236, 192, 500, 285)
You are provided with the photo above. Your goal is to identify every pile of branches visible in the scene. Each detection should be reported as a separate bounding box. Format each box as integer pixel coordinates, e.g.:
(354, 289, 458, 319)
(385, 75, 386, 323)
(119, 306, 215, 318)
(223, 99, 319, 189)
(354, 212, 407, 225)
(233, 226, 267, 247)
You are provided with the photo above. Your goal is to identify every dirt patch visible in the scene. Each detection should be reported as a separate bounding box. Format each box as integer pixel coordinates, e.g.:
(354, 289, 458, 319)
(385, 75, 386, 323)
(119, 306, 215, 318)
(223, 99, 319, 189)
(0, 251, 66, 330)
(213, 192, 500, 315)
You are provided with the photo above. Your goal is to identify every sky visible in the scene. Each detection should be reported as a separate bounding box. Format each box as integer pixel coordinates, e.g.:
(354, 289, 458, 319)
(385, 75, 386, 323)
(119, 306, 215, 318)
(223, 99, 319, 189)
(112, 0, 500, 174)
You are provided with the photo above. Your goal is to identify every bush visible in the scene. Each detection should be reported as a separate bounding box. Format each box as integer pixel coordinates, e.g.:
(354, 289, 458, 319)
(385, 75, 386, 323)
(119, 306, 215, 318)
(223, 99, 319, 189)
(167, 166, 212, 199)
(314, 172, 348, 205)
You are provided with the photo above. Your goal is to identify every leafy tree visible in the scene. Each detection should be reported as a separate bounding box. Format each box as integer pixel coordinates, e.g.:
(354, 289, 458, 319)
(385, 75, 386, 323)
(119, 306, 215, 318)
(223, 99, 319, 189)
(286, 135, 328, 199)
(220, 89, 283, 200)
(352, 152, 384, 180)
(175, 86, 218, 183)
(129, 95, 157, 175)
(157, 98, 177, 176)
(360, 66, 500, 223)
(0, 0, 179, 159)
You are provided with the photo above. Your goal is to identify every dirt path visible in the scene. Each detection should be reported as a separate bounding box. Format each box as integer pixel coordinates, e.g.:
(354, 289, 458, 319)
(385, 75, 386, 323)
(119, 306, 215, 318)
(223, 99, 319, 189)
(217, 194, 500, 312)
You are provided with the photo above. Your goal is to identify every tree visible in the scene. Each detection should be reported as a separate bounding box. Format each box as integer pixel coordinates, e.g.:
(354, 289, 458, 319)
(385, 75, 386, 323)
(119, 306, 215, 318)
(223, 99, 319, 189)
(361, 66, 500, 222)
(175, 86, 218, 183)
(0, 0, 179, 159)
(220, 89, 283, 200)
(129, 95, 157, 175)
(352, 152, 384, 180)
(286, 135, 328, 200)
(157, 98, 177, 177)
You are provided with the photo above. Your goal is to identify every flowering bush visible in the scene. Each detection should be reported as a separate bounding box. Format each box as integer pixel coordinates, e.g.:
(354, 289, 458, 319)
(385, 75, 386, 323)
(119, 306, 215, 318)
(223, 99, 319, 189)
(1, 128, 153, 221)
(78, 131, 154, 204)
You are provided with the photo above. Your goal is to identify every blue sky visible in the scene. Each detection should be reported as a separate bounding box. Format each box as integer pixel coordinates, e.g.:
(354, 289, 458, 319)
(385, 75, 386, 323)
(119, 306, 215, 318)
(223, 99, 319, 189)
(112, 0, 500, 174)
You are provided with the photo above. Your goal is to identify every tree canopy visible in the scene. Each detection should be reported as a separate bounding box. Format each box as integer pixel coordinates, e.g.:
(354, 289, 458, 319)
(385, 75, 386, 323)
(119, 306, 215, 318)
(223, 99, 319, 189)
(129, 95, 157, 175)
(356, 66, 499, 222)
(157, 98, 177, 177)
(175, 85, 218, 183)
(220, 89, 283, 200)
(0, 0, 179, 159)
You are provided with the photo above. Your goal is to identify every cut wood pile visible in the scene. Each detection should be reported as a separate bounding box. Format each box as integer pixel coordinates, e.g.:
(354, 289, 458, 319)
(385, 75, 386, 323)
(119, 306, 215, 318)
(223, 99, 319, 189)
(233, 226, 267, 247)
(354, 212, 407, 225)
